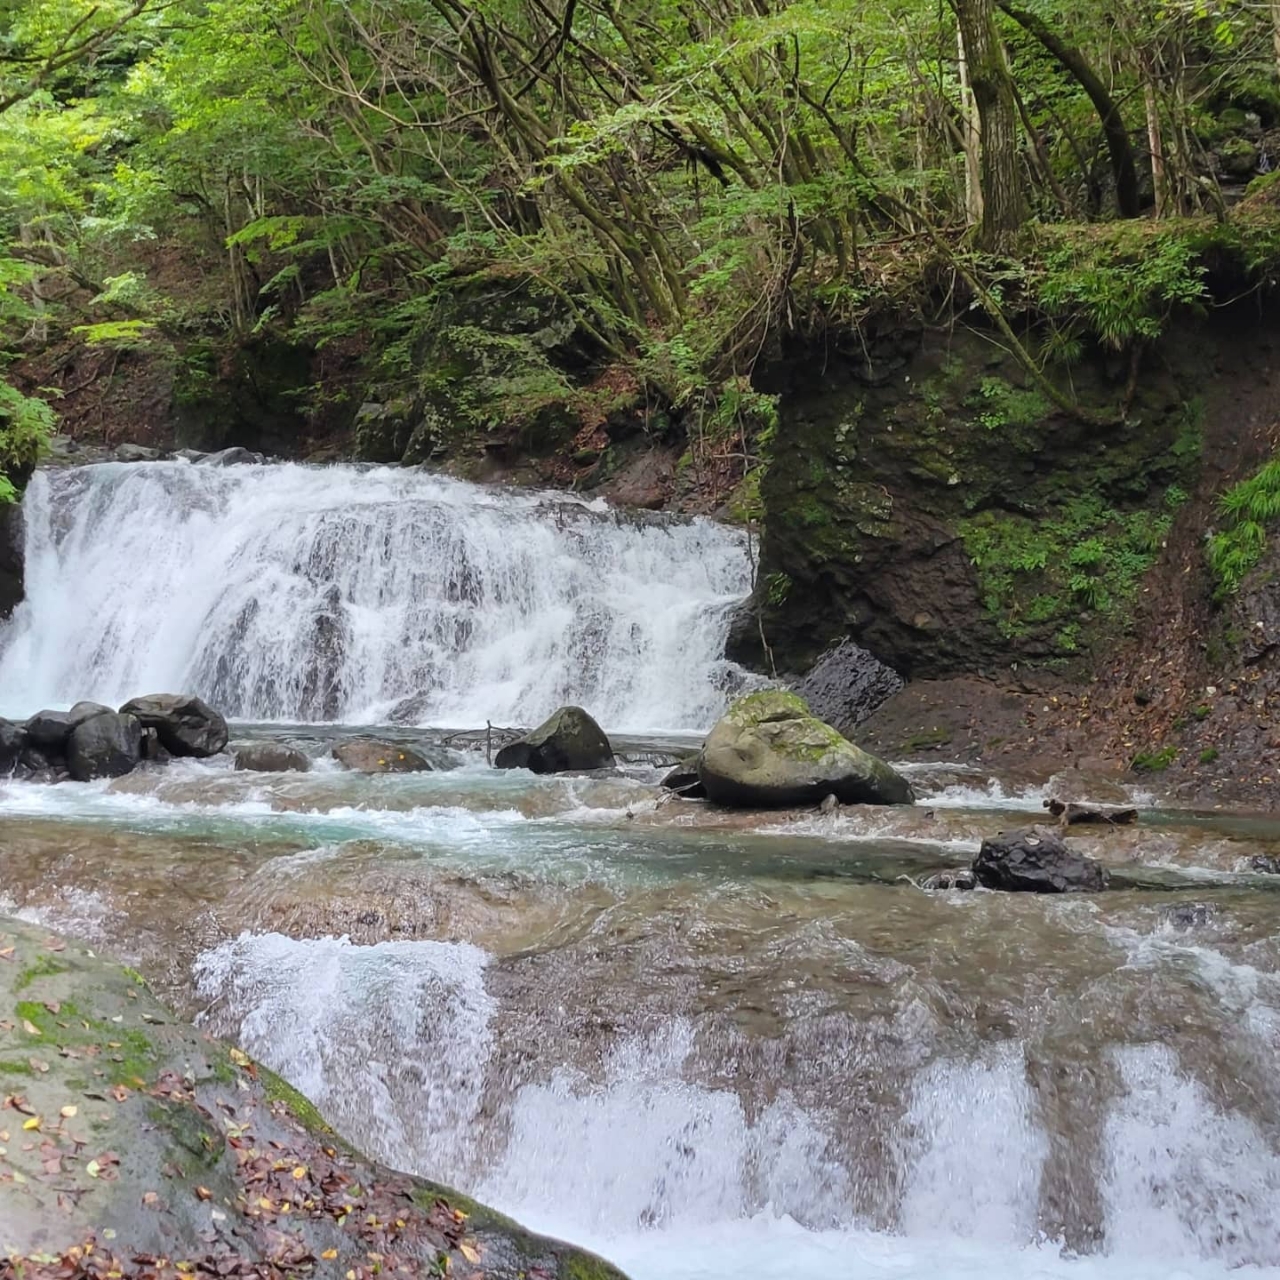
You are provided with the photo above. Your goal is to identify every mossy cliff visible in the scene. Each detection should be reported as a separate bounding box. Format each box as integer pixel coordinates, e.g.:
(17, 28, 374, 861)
(0, 917, 627, 1280)
(728, 308, 1277, 679)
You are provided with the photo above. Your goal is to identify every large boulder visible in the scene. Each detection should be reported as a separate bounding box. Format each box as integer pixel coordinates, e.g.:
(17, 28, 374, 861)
(0, 916, 629, 1280)
(197, 446, 266, 466)
(120, 693, 229, 757)
(236, 742, 312, 773)
(972, 826, 1109, 893)
(494, 705, 614, 774)
(696, 690, 914, 808)
(332, 737, 432, 773)
(24, 701, 113, 753)
(67, 710, 143, 781)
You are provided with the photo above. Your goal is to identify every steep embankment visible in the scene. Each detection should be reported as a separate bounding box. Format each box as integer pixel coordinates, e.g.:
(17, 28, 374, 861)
(738, 296, 1280, 803)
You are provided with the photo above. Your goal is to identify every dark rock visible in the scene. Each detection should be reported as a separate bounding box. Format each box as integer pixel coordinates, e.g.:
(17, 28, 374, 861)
(332, 738, 432, 773)
(697, 690, 914, 808)
(25, 701, 113, 754)
(972, 826, 1109, 893)
(236, 743, 312, 773)
(1160, 902, 1222, 931)
(494, 706, 614, 775)
(1220, 137, 1259, 177)
(792, 638, 904, 735)
(922, 868, 976, 891)
(113, 443, 162, 463)
(1249, 855, 1280, 875)
(197, 446, 266, 466)
(140, 726, 170, 763)
(1044, 798, 1138, 826)
(0, 501, 22, 621)
(660, 764, 706, 799)
(67, 711, 143, 781)
(818, 792, 840, 814)
(0, 717, 25, 772)
(119, 693, 229, 757)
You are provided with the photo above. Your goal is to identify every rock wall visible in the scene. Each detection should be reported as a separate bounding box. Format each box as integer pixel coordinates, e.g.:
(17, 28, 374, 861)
(733, 300, 1280, 680)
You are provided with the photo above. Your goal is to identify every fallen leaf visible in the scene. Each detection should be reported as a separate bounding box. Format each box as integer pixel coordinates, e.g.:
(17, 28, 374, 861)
(142, 1190, 159, 1207)
(459, 1243, 481, 1264)
(27, 1058, 48, 1074)
(228, 1048, 251, 1067)
(292, 1165, 307, 1180)
(109, 1085, 130, 1103)
(60, 1105, 77, 1119)
(195, 1186, 212, 1201)
(320, 1250, 337, 1261)
(21, 1116, 40, 1131)
(86, 1160, 101, 1178)
(0, 947, 14, 961)
(43, 938, 66, 952)
(43, 1001, 60, 1015)
(21, 1019, 41, 1037)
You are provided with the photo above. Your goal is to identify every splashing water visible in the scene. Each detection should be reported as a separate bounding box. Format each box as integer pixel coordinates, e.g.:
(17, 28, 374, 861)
(0, 463, 752, 730)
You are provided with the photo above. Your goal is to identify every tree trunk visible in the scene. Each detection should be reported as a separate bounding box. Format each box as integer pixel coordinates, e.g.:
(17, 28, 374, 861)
(957, 26, 984, 226)
(998, 1, 1140, 218)
(953, 0, 1023, 249)
(1144, 79, 1168, 217)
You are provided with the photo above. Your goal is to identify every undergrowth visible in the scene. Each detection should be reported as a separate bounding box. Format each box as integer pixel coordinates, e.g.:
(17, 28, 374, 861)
(1207, 454, 1280, 597)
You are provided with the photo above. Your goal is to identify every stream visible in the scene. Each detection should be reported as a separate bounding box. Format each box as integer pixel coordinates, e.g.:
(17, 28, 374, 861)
(3, 462, 1280, 1280)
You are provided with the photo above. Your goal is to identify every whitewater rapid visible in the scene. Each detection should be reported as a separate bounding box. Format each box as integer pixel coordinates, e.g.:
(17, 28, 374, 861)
(0, 462, 752, 730)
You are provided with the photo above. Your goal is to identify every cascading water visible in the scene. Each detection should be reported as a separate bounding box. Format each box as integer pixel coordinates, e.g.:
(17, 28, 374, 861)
(0, 462, 753, 730)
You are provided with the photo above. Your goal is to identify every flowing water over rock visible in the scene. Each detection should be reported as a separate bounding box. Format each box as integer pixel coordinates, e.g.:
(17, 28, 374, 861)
(2, 464, 1280, 1280)
(0, 462, 752, 729)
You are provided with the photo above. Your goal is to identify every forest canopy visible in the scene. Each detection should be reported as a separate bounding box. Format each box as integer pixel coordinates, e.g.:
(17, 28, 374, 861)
(3, 0, 1280, 491)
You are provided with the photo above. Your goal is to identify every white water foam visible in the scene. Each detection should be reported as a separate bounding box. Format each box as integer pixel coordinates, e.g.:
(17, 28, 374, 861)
(193, 931, 495, 1176)
(0, 463, 752, 731)
(187, 933, 1280, 1280)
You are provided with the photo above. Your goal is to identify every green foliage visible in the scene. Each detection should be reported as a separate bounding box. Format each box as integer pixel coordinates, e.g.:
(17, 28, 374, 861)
(960, 492, 1175, 651)
(1131, 745, 1178, 772)
(0, 381, 55, 501)
(1037, 230, 1208, 350)
(1198, 747, 1220, 764)
(1206, 455, 1280, 596)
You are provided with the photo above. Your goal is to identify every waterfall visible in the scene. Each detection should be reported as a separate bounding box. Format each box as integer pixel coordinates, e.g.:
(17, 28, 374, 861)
(0, 462, 753, 730)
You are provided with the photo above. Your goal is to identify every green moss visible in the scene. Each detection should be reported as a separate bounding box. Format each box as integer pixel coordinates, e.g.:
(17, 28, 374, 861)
(1132, 746, 1178, 772)
(959, 492, 1176, 656)
(120, 965, 149, 989)
(409, 1183, 524, 1235)
(900, 727, 953, 753)
(13, 999, 157, 1085)
(0, 1057, 35, 1075)
(259, 1064, 332, 1134)
(14, 954, 68, 991)
(1198, 747, 1220, 764)
(564, 1254, 626, 1280)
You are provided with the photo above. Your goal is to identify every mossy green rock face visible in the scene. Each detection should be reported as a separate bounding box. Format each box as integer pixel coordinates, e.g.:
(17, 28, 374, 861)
(0, 917, 629, 1280)
(494, 705, 614, 774)
(697, 690, 914, 808)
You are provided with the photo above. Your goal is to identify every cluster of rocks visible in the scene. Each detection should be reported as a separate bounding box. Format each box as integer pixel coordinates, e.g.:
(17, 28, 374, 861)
(45, 435, 267, 468)
(0, 693, 228, 782)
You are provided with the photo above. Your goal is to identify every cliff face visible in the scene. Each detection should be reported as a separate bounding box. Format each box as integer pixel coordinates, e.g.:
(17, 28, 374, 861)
(731, 299, 1280, 685)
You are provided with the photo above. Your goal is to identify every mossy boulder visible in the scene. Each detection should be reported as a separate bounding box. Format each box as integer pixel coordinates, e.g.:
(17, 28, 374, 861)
(697, 690, 914, 808)
(0, 917, 629, 1280)
(494, 706, 614, 774)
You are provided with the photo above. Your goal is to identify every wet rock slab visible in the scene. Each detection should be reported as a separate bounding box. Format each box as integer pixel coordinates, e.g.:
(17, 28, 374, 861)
(0, 917, 628, 1280)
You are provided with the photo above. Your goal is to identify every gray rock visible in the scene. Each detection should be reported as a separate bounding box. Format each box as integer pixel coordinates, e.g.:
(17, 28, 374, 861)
(792, 638, 904, 736)
(235, 743, 312, 773)
(696, 690, 914, 808)
(113, 443, 162, 462)
(332, 738, 432, 773)
(0, 717, 25, 772)
(660, 763, 706, 798)
(173, 448, 206, 462)
(197, 446, 265, 466)
(67, 711, 143, 781)
(23, 702, 107, 751)
(494, 706, 614, 774)
(119, 693, 229, 757)
(1159, 902, 1222, 931)
(972, 826, 1109, 893)
(922, 868, 976, 891)
(1249, 855, 1280, 875)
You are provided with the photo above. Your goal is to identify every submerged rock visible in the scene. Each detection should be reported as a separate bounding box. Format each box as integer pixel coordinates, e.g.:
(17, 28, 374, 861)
(333, 738, 433, 773)
(235, 743, 312, 773)
(197, 445, 266, 466)
(660, 763, 707, 799)
(0, 916, 630, 1280)
(67, 710, 143, 781)
(1160, 901, 1222, 931)
(696, 690, 914, 808)
(120, 693, 229, 758)
(972, 826, 1109, 893)
(494, 705, 614, 774)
